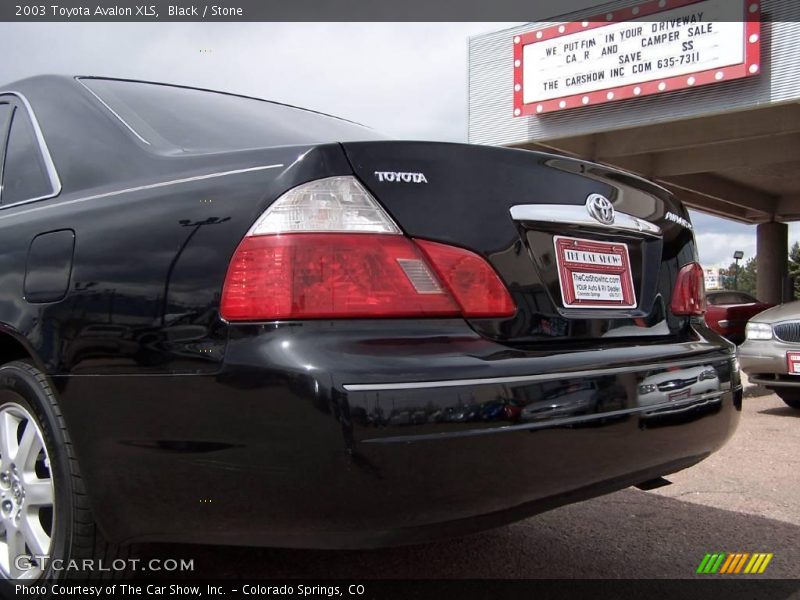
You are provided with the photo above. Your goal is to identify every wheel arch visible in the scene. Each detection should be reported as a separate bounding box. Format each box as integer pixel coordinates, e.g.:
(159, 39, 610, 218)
(0, 323, 47, 373)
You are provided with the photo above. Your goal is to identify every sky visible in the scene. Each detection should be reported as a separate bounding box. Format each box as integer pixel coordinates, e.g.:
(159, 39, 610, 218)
(0, 21, 795, 270)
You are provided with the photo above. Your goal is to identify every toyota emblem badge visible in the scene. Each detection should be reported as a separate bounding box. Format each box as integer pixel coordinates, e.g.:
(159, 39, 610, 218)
(586, 194, 615, 225)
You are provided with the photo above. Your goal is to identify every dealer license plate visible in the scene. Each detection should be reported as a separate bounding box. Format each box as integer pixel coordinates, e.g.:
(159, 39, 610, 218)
(667, 389, 692, 402)
(553, 236, 636, 309)
(786, 352, 800, 375)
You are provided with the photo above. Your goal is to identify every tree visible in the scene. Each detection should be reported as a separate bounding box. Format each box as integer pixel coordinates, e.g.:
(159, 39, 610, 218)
(713, 243, 800, 300)
(788, 242, 800, 299)
(737, 257, 758, 297)
(720, 262, 736, 290)
(721, 258, 757, 296)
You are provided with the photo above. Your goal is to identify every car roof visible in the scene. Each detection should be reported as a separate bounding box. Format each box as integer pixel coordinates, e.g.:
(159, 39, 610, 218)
(2, 74, 367, 128)
(0, 75, 378, 195)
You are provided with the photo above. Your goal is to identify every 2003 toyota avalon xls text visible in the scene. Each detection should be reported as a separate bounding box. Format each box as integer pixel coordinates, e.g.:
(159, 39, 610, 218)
(0, 75, 741, 579)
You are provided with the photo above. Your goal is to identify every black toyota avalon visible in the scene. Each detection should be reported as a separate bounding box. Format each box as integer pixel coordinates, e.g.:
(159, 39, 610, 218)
(0, 75, 740, 580)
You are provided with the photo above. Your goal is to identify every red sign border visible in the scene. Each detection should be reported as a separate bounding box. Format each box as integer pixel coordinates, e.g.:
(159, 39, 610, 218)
(513, 0, 761, 116)
(553, 236, 637, 309)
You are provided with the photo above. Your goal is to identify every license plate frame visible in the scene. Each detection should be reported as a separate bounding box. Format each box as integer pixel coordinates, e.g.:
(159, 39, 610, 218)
(553, 235, 637, 309)
(667, 389, 692, 402)
(786, 351, 800, 375)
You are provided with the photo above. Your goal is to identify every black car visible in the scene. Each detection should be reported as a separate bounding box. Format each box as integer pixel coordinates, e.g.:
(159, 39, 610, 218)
(0, 75, 740, 580)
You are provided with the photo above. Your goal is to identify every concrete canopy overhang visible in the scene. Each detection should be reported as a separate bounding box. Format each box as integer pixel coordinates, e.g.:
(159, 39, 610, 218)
(509, 102, 800, 225)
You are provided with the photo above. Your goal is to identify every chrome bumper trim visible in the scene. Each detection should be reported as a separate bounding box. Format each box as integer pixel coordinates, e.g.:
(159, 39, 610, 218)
(343, 356, 732, 392)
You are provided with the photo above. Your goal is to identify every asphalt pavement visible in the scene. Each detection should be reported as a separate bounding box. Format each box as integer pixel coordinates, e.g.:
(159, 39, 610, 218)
(145, 392, 800, 579)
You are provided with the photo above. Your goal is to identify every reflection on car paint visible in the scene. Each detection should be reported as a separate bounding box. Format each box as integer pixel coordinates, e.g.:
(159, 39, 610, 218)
(352, 362, 728, 432)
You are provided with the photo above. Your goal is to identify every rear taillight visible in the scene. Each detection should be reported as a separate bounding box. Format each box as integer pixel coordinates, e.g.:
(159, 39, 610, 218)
(671, 262, 706, 316)
(220, 176, 516, 321)
(220, 233, 460, 319)
(416, 240, 516, 318)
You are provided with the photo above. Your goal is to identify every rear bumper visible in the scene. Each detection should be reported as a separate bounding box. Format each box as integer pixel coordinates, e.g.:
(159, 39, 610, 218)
(56, 321, 741, 548)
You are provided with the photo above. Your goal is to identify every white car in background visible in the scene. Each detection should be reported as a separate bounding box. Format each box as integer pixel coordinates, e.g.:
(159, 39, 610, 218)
(637, 365, 720, 410)
(739, 300, 800, 409)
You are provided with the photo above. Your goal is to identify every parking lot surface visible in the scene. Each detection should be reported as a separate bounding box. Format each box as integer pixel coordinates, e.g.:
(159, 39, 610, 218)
(147, 392, 800, 579)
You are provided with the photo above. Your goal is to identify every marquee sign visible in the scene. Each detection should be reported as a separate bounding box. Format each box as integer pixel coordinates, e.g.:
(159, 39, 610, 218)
(513, 0, 761, 116)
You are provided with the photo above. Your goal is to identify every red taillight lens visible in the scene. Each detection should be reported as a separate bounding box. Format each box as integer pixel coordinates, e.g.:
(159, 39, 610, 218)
(671, 262, 707, 316)
(415, 239, 516, 318)
(220, 233, 517, 321)
(220, 233, 461, 320)
(220, 177, 516, 321)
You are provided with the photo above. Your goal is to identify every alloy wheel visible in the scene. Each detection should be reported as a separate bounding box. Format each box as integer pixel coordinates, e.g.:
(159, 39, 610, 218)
(0, 402, 55, 579)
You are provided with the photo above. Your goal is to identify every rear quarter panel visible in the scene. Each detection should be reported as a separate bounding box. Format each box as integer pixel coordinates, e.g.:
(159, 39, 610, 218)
(0, 81, 354, 375)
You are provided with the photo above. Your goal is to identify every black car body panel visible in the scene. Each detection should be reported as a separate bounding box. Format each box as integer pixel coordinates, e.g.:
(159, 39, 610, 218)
(343, 141, 694, 343)
(0, 75, 740, 547)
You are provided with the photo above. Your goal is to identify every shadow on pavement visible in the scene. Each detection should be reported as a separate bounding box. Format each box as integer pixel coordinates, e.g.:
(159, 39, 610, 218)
(758, 407, 800, 418)
(141, 488, 800, 579)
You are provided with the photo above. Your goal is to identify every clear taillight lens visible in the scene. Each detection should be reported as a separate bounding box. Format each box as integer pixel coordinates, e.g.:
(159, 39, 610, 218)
(671, 262, 707, 316)
(220, 176, 516, 321)
(248, 176, 400, 234)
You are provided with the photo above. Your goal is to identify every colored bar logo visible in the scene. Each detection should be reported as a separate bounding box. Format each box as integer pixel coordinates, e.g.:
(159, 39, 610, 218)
(697, 553, 773, 574)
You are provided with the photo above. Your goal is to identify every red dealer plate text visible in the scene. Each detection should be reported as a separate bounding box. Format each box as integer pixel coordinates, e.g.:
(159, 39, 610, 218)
(554, 236, 636, 309)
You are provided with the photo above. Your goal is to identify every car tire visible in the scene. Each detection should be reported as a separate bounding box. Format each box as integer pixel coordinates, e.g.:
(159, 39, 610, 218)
(775, 388, 800, 410)
(0, 360, 130, 581)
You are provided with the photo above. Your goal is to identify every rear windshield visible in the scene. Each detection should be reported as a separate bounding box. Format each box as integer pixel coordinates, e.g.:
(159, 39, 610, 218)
(80, 78, 385, 154)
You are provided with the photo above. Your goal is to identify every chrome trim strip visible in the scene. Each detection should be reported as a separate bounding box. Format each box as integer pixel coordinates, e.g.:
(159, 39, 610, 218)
(0, 163, 284, 218)
(342, 356, 731, 392)
(76, 78, 152, 146)
(0, 91, 62, 205)
(510, 204, 662, 236)
(361, 391, 727, 444)
(0, 103, 6, 199)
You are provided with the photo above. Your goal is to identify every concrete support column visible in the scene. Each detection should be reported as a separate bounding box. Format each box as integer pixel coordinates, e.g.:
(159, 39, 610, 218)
(756, 221, 788, 304)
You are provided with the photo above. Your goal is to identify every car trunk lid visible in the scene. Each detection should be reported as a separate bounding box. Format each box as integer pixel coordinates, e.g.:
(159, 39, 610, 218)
(341, 141, 698, 344)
